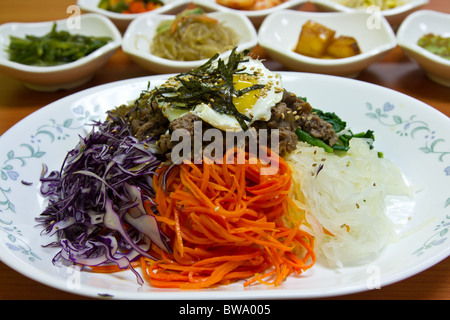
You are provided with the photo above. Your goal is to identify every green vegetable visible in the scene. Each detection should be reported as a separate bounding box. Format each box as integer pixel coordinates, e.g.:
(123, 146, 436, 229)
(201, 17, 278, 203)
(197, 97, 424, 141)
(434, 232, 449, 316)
(297, 108, 378, 155)
(7, 23, 112, 66)
(333, 129, 375, 151)
(311, 108, 347, 133)
(99, 0, 163, 13)
(296, 129, 334, 153)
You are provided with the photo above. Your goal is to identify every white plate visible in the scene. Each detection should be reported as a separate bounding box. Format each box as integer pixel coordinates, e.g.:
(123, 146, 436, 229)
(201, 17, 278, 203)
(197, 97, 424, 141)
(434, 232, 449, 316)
(0, 73, 449, 299)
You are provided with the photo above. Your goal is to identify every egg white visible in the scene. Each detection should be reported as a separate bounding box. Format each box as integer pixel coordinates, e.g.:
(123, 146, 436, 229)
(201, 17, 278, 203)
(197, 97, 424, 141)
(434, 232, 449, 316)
(159, 57, 284, 131)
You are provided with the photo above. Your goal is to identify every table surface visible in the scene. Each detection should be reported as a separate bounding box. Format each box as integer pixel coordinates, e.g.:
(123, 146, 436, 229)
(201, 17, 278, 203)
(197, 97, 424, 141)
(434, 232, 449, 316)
(0, 0, 449, 300)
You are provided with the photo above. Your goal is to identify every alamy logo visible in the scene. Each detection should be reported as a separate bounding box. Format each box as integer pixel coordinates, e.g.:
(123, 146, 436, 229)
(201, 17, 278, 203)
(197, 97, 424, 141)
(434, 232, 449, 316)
(366, 5, 382, 30)
(66, 5, 81, 30)
(66, 264, 81, 290)
(366, 264, 381, 289)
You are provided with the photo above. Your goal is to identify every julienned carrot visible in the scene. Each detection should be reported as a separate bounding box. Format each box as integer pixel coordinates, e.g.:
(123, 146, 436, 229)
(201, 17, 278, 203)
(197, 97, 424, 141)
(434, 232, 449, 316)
(139, 147, 316, 289)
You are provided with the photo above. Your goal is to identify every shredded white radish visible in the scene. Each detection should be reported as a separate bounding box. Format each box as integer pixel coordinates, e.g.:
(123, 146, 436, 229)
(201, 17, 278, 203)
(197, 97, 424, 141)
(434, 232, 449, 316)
(285, 139, 414, 267)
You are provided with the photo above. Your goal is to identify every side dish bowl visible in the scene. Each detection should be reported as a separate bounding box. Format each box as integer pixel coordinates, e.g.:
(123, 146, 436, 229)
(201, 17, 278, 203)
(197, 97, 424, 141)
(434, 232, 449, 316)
(310, 0, 429, 29)
(258, 10, 396, 77)
(396, 10, 450, 87)
(122, 9, 258, 74)
(0, 13, 122, 92)
(77, 0, 180, 31)
(195, 0, 307, 26)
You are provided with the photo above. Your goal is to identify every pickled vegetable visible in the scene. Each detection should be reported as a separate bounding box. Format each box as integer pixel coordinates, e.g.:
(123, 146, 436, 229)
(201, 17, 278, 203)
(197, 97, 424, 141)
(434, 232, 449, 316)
(98, 0, 163, 13)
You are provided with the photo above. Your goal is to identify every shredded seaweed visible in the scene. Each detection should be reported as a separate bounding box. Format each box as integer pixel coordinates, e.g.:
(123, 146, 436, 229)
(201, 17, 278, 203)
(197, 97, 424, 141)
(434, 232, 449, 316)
(149, 48, 264, 130)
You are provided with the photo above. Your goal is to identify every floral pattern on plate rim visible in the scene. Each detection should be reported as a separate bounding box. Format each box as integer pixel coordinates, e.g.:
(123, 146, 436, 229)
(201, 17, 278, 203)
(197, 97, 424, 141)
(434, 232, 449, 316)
(0, 101, 448, 262)
(0, 104, 101, 261)
(365, 102, 449, 257)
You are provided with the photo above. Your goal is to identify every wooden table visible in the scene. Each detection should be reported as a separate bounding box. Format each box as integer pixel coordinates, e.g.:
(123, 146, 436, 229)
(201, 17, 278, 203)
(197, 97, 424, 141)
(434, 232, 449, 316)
(0, 0, 449, 300)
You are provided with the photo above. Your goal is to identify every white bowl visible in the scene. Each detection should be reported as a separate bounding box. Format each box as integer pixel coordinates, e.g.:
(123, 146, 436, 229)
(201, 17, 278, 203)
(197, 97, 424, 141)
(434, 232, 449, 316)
(0, 14, 122, 92)
(195, 0, 307, 26)
(77, 0, 185, 31)
(258, 10, 396, 77)
(310, 0, 429, 29)
(122, 6, 258, 74)
(397, 10, 450, 87)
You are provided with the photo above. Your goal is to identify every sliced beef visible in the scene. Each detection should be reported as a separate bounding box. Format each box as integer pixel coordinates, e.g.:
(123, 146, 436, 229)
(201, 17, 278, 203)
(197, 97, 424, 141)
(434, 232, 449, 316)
(157, 113, 214, 159)
(252, 90, 339, 156)
(131, 100, 169, 140)
(128, 89, 339, 159)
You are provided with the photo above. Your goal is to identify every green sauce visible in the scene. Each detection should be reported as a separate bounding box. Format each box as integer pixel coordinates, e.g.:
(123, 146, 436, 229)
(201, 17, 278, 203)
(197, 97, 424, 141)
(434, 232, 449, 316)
(417, 33, 450, 60)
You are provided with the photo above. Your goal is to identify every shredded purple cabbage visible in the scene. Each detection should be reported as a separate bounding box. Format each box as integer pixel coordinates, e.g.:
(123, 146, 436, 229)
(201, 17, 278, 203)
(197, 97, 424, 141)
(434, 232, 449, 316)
(36, 113, 171, 285)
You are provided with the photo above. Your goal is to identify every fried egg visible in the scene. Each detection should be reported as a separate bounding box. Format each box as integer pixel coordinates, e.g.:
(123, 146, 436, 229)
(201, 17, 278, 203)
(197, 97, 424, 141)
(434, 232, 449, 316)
(159, 57, 284, 131)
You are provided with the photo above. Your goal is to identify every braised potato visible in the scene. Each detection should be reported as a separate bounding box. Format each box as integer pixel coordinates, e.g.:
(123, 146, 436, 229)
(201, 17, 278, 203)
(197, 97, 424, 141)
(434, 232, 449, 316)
(294, 20, 361, 59)
(294, 20, 335, 58)
(326, 36, 361, 58)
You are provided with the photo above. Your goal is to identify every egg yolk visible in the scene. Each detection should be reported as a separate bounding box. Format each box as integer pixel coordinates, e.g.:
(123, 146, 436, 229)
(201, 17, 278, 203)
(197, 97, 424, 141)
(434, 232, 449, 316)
(232, 74, 262, 114)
